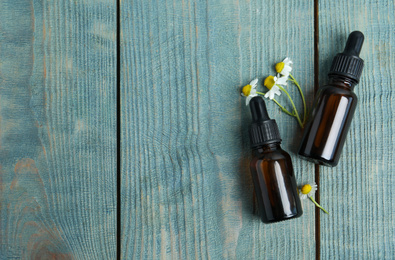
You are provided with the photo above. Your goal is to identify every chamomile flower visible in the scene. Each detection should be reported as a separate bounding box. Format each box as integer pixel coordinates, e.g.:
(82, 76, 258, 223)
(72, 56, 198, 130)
(299, 182, 318, 200)
(299, 182, 329, 214)
(241, 78, 259, 105)
(275, 57, 293, 77)
(238, 57, 307, 128)
(263, 75, 286, 100)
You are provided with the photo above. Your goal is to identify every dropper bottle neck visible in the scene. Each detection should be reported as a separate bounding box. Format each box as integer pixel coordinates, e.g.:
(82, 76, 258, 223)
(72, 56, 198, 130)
(328, 75, 357, 91)
(253, 142, 282, 154)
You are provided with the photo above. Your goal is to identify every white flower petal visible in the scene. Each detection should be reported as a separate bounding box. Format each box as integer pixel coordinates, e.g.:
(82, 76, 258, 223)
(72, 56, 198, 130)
(281, 66, 292, 76)
(273, 89, 281, 96)
(283, 57, 293, 65)
(300, 193, 308, 200)
(271, 85, 281, 96)
(284, 65, 292, 71)
(246, 96, 252, 106)
(266, 92, 274, 100)
(263, 86, 281, 100)
(307, 182, 318, 197)
(276, 76, 288, 85)
(308, 191, 316, 197)
(250, 78, 258, 88)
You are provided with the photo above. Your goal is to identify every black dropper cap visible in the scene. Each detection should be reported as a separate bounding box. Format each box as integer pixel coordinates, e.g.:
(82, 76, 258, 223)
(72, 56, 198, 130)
(328, 31, 365, 83)
(249, 96, 281, 148)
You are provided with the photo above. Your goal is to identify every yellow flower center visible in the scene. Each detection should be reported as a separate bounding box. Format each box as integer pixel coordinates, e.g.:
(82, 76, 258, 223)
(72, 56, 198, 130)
(301, 184, 312, 195)
(275, 62, 285, 73)
(264, 76, 275, 90)
(242, 84, 252, 96)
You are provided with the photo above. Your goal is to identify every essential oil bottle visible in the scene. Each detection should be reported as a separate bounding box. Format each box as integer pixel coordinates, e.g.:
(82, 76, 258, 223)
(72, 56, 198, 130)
(298, 31, 365, 167)
(248, 96, 303, 223)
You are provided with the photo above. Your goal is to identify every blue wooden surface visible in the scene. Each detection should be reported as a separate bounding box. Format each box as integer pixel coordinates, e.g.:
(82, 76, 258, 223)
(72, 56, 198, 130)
(318, 0, 395, 259)
(120, 0, 316, 259)
(0, 0, 116, 258)
(0, 0, 394, 259)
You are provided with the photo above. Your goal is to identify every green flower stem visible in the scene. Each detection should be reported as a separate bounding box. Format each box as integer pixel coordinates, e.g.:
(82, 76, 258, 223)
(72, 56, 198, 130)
(289, 73, 307, 125)
(256, 91, 294, 116)
(309, 196, 329, 214)
(276, 85, 304, 128)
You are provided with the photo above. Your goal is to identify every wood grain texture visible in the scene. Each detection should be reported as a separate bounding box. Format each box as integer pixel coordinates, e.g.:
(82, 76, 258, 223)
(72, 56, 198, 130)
(318, 0, 395, 259)
(0, 0, 116, 258)
(121, 0, 316, 258)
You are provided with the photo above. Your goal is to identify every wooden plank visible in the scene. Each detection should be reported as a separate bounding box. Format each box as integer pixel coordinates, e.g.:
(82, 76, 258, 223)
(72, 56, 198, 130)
(319, 0, 395, 258)
(121, 0, 315, 258)
(0, 0, 116, 258)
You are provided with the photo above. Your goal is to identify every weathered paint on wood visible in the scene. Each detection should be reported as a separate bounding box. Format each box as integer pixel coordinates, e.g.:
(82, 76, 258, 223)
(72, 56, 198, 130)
(121, 0, 316, 259)
(0, 0, 117, 258)
(1, 0, 393, 258)
(318, 0, 395, 259)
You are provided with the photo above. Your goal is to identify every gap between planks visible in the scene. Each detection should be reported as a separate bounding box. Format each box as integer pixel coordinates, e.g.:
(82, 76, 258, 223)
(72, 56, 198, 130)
(314, 0, 320, 259)
(117, 0, 121, 258)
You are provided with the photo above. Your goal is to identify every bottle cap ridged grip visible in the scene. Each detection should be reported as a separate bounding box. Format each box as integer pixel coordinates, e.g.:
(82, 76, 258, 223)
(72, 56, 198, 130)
(249, 120, 281, 147)
(329, 54, 364, 83)
(328, 31, 365, 83)
(248, 97, 282, 148)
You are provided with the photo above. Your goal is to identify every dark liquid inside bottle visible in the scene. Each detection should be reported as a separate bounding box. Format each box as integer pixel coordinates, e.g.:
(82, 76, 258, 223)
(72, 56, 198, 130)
(298, 77, 358, 166)
(250, 143, 303, 223)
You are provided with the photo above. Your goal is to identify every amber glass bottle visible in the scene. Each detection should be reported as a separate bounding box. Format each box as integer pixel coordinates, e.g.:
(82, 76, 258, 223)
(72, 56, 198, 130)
(248, 97, 303, 223)
(298, 31, 365, 167)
